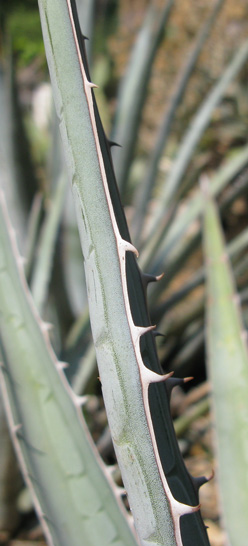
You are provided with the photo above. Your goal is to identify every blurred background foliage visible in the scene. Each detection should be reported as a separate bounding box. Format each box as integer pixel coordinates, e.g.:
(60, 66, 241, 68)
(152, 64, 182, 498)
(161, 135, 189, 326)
(0, 1, 248, 545)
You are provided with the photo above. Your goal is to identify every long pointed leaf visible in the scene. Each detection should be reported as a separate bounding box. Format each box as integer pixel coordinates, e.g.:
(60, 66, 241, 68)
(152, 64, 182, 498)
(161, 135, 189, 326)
(146, 40, 248, 252)
(132, 0, 225, 245)
(0, 191, 137, 546)
(111, 0, 174, 196)
(204, 191, 248, 546)
(38, 1, 210, 544)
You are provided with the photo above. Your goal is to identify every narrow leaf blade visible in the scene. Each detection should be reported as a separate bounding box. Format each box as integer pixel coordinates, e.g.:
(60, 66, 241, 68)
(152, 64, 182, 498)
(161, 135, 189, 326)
(204, 193, 248, 546)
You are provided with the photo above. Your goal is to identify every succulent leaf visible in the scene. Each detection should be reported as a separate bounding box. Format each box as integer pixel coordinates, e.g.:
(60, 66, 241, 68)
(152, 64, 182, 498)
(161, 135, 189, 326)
(0, 189, 138, 546)
(204, 188, 248, 546)
(38, 1, 211, 544)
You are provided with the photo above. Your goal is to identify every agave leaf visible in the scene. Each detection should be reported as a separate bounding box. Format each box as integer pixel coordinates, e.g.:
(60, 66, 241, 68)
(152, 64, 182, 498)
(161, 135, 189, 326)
(62, 182, 88, 317)
(0, 191, 137, 546)
(31, 172, 67, 314)
(49, 2, 92, 321)
(144, 40, 248, 255)
(62, 308, 96, 394)
(204, 190, 248, 546)
(24, 193, 44, 281)
(38, 1, 210, 544)
(132, 0, 225, 246)
(140, 144, 248, 279)
(0, 377, 22, 538)
(153, 221, 248, 374)
(111, 0, 174, 196)
(0, 49, 34, 541)
(71, 341, 97, 395)
(153, 224, 248, 326)
(0, 54, 30, 254)
(75, 0, 95, 65)
(156, 261, 248, 378)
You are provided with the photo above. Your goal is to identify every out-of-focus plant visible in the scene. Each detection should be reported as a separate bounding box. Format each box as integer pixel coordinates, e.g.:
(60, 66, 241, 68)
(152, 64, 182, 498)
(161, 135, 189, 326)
(0, 0, 247, 545)
(203, 184, 248, 546)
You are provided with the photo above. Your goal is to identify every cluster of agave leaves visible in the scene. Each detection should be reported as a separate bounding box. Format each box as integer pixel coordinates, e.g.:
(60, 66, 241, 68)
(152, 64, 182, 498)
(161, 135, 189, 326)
(0, 0, 248, 545)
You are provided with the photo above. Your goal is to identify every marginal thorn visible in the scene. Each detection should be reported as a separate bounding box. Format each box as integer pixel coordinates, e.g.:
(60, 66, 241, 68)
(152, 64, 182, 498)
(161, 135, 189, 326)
(189, 503, 201, 515)
(192, 475, 209, 494)
(81, 33, 89, 41)
(108, 140, 122, 149)
(134, 325, 156, 345)
(18, 256, 26, 267)
(80, 395, 90, 406)
(241, 330, 248, 344)
(141, 367, 173, 387)
(183, 376, 194, 384)
(208, 469, 215, 482)
(88, 81, 98, 89)
(42, 514, 53, 524)
(120, 240, 139, 258)
(12, 423, 22, 434)
(104, 464, 118, 477)
(73, 394, 88, 407)
(152, 330, 165, 338)
(56, 361, 69, 371)
(141, 272, 158, 290)
(41, 322, 53, 332)
(166, 376, 186, 399)
(155, 272, 165, 282)
(175, 500, 201, 518)
(139, 324, 156, 335)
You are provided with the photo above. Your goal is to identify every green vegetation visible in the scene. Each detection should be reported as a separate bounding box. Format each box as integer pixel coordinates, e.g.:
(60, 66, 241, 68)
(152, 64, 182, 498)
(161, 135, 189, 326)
(0, 1, 248, 545)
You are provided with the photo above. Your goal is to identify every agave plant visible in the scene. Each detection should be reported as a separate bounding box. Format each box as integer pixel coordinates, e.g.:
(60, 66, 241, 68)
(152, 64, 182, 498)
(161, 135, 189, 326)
(0, 1, 248, 545)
